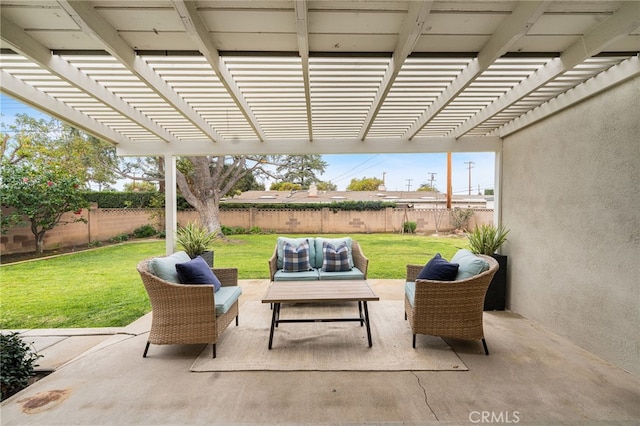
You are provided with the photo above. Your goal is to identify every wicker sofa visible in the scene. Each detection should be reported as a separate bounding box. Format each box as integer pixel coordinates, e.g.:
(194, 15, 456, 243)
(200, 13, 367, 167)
(137, 251, 241, 358)
(268, 236, 369, 281)
(405, 251, 499, 355)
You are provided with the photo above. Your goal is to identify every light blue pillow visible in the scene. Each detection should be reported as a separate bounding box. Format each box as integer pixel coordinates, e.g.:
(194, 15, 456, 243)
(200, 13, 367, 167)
(314, 237, 353, 269)
(149, 251, 191, 283)
(451, 249, 490, 280)
(276, 237, 316, 270)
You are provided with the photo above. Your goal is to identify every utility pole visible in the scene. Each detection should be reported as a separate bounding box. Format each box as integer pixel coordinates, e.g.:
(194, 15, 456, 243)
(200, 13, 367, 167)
(428, 172, 437, 192)
(465, 161, 474, 195)
(405, 178, 413, 191)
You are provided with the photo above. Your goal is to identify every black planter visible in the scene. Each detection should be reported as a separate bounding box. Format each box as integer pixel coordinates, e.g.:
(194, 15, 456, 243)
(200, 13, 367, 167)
(193, 251, 214, 267)
(484, 254, 507, 311)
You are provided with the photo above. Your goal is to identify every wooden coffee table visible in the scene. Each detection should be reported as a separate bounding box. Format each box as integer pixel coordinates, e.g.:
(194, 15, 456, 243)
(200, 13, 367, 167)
(261, 280, 379, 349)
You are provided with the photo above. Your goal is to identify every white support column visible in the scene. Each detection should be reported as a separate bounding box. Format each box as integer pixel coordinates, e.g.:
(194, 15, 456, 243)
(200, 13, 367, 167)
(164, 154, 178, 255)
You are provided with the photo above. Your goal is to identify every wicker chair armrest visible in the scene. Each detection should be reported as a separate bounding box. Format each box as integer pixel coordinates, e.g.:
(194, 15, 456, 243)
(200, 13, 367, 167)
(212, 268, 238, 287)
(351, 241, 369, 278)
(406, 264, 423, 282)
(268, 246, 278, 281)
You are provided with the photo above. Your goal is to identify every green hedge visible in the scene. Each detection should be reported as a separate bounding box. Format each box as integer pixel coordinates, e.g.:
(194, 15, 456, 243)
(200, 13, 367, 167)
(84, 192, 396, 211)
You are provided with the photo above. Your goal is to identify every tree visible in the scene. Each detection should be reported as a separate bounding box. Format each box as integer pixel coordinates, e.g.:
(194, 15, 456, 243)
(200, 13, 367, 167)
(176, 155, 278, 238)
(417, 183, 438, 192)
(346, 177, 384, 191)
(1, 163, 89, 254)
(270, 182, 302, 191)
(275, 155, 327, 189)
(315, 181, 337, 191)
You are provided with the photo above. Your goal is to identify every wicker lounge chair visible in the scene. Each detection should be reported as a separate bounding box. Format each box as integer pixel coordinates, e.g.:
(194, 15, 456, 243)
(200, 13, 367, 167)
(405, 255, 499, 355)
(137, 259, 240, 358)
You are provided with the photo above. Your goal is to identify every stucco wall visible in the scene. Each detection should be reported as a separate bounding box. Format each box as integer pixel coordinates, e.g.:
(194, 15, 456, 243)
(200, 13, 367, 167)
(502, 76, 639, 376)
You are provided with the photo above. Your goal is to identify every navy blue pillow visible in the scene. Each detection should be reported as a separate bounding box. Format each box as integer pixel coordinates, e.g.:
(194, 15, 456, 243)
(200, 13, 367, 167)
(417, 253, 459, 281)
(175, 256, 221, 291)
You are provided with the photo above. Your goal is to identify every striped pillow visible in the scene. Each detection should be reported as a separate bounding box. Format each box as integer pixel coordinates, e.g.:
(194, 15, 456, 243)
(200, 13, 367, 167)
(321, 241, 352, 272)
(282, 240, 313, 272)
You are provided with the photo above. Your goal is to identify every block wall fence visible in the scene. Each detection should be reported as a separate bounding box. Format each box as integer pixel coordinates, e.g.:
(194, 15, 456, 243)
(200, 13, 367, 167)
(1, 205, 494, 255)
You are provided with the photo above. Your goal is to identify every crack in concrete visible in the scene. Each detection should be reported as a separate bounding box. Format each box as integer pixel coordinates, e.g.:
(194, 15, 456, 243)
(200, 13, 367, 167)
(412, 371, 438, 421)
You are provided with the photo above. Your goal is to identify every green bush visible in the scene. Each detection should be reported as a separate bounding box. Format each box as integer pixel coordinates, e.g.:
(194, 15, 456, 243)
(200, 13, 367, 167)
(403, 221, 417, 233)
(132, 224, 157, 238)
(0, 332, 42, 401)
(110, 233, 130, 243)
(249, 226, 262, 234)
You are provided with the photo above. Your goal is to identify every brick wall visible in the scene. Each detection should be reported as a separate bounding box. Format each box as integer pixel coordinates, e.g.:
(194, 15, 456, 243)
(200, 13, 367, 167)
(1, 207, 494, 255)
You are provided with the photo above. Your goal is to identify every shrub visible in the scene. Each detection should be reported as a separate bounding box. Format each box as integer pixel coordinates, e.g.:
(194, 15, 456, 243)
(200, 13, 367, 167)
(133, 224, 157, 238)
(249, 226, 262, 234)
(111, 233, 130, 243)
(450, 208, 475, 231)
(0, 332, 42, 401)
(403, 221, 417, 233)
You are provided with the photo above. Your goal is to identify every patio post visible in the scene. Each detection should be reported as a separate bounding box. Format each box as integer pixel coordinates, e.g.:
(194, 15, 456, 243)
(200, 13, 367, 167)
(164, 154, 178, 255)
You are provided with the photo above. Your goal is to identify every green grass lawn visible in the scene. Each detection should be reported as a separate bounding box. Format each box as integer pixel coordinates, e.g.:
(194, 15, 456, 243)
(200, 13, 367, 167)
(0, 234, 470, 329)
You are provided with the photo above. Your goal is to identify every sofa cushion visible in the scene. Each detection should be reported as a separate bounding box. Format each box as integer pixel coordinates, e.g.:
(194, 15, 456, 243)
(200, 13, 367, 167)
(417, 253, 459, 281)
(451, 249, 490, 280)
(214, 286, 242, 315)
(282, 240, 313, 272)
(314, 237, 354, 269)
(175, 256, 221, 291)
(318, 267, 365, 281)
(405, 281, 416, 307)
(274, 269, 320, 281)
(149, 251, 191, 283)
(277, 237, 316, 269)
(321, 241, 352, 272)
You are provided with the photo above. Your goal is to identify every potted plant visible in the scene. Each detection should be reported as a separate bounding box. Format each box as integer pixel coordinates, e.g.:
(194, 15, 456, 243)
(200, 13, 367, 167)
(468, 224, 509, 311)
(175, 222, 216, 267)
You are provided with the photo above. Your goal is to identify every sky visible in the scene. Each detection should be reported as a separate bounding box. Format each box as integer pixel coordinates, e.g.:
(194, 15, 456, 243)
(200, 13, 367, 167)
(1, 94, 495, 194)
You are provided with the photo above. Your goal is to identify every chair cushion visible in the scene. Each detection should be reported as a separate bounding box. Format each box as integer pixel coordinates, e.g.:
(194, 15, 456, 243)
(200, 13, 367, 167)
(277, 237, 316, 269)
(282, 240, 313, 272)
(214, 286, 242, 315)
(451, 249, 490, 280)
(321, 241, 351, 272)
(175, 256, 222, 291)
(149, 251, 191, 283)
(405, 281, 416, 307)
(314, 237, 354, 269)
(274, 269, 320, 281)
(417, 253, 459, 281)
(318, 267, 365, 281)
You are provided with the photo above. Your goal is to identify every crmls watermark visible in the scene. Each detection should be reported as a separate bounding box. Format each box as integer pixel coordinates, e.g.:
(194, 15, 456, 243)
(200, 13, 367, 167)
(468, 411, 520, 423)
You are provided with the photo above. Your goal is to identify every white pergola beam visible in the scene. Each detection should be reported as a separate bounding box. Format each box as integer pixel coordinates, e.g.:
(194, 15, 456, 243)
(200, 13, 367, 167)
(404, 0, 548, 139)
(494, 56, 640, 138)
(57, 0, 223, 143)
(171, 0, 267, 142)
(358, 0, 433, 141)
(0, 15, 176, 143)
(116, 136, 501, 157)
(1, 70, 132, 146)
(295, 0, 313, 142)
(452, 1, 640, 138)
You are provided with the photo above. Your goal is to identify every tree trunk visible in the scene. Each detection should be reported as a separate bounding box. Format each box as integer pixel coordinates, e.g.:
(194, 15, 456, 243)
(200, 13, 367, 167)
(35, 231, 46, 254)
(198, 197, 224, 238)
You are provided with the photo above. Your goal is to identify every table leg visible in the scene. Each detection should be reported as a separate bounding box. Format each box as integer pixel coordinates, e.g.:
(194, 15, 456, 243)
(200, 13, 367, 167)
(363, 301, 373, 347)
(268, 302, 279, 349)
(358, 301, 364, 326)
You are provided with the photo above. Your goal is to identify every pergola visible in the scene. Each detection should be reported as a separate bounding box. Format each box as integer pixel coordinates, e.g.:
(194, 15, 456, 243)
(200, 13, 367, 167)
(1, 0, 640, 379)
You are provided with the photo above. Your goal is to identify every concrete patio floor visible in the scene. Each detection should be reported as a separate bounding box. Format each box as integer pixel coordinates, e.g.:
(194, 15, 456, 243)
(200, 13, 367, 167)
(2, 279, 638, 425)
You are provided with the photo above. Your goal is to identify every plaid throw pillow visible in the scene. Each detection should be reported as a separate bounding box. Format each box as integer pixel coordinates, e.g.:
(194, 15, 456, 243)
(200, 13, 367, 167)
(282, 240, 313, 272)
(322, 242, 352, 272)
